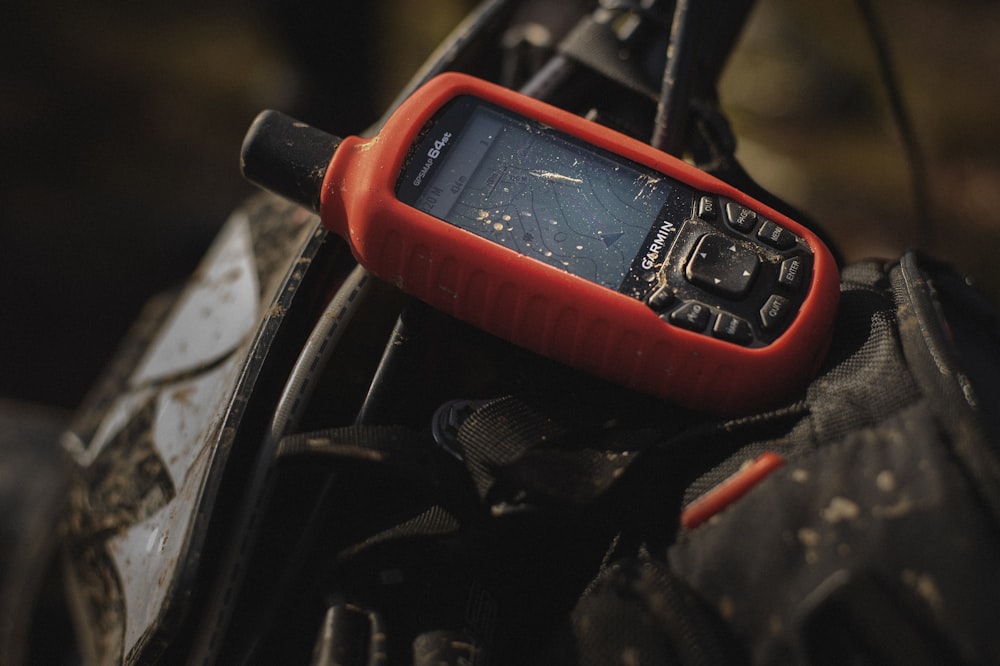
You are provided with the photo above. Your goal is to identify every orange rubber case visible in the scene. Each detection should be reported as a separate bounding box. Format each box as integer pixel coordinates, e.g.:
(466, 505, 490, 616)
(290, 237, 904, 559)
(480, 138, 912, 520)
(318, 73, 839, 415)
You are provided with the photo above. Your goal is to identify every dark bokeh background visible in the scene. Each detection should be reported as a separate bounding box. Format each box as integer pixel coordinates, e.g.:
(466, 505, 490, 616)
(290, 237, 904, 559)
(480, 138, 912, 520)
(1, 0, 998, 410)
(0, 0, 450, 407)
(723, 0, 1000, 289)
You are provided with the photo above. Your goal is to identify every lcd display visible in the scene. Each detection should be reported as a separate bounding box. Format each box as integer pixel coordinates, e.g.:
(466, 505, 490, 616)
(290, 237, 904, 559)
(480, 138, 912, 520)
(402, 100, 673, 290)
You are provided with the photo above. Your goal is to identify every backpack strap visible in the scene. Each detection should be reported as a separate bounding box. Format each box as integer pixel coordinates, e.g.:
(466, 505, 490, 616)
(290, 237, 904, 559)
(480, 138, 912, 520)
(559, 547, 744, 666)
(891, 252, 1000, 521)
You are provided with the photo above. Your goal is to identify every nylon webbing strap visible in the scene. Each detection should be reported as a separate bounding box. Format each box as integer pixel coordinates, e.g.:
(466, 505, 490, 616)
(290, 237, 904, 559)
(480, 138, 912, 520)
(276, 424, 431, 466)
(454, 396, 567, 499)
(570, 551, 740, 666)
(336, 505, 462, 563)
(275, 425, 469, 553)
(454, 395, 663, 508)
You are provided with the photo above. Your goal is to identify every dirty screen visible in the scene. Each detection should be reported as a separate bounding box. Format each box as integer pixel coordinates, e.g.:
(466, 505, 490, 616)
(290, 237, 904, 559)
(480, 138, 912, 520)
(409, 102, 672, 290)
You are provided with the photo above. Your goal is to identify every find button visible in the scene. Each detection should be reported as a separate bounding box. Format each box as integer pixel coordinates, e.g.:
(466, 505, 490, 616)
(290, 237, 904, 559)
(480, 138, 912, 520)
(669, 301, 711, 332)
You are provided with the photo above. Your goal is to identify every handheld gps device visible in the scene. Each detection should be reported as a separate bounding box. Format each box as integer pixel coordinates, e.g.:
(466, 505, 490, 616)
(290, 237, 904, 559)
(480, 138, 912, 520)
(241, 73, 839, 415)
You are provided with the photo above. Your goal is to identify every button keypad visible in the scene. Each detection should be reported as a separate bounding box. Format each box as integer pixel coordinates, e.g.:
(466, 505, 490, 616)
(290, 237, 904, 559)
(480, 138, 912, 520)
(645, 191, 812, 348)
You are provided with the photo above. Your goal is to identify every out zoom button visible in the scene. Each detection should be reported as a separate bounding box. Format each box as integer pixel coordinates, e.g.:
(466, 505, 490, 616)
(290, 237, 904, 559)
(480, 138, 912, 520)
(698, 195, 718, 221)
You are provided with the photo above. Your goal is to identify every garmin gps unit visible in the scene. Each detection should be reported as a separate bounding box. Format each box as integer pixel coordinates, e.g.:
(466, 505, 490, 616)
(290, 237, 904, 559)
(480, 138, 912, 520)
(241, 72, 840, 415)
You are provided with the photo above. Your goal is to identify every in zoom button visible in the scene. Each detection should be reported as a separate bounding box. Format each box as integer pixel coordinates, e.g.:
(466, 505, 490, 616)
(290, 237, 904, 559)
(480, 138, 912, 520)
(647, 286, 675, 312)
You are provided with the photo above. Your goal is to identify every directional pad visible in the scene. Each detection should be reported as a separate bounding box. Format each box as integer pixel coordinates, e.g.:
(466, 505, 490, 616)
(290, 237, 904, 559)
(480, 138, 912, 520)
(685, 234, 761, 299)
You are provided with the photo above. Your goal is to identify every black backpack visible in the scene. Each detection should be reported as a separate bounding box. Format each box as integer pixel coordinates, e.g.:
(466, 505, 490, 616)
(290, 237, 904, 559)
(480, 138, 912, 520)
(230, 249, 1000, 665)
(52, 2, 1000, 660)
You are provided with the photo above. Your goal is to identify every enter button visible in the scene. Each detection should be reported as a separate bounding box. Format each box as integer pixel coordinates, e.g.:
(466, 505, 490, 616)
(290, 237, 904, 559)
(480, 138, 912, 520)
(778, 256, 806, 290)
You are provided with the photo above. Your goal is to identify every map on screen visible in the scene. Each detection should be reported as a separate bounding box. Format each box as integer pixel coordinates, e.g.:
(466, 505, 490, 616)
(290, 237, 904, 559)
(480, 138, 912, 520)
(413, 105, 672, 290)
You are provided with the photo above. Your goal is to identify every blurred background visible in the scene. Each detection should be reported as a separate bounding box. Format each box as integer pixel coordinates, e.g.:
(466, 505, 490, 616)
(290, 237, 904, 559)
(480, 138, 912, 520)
(1, 0, 998, 411)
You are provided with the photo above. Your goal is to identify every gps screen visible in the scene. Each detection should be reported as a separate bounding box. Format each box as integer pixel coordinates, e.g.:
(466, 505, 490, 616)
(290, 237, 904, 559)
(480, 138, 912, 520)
(399, 99, 673, 290)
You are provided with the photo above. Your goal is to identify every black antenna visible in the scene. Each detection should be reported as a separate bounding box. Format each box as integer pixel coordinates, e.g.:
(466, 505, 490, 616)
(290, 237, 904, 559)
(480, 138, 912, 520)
(651, 0, 696, 156)
(855, 0, 934, 248)
(240, 110, 342, 214)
